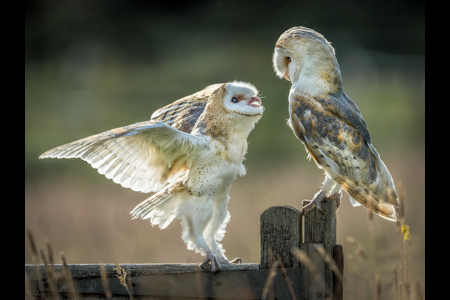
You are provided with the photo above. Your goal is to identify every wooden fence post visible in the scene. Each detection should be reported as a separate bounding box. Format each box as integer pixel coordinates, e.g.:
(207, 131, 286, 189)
(303, 198, 337, 299)
(260, 205, 302, 269)
(260, 205, 305, 300)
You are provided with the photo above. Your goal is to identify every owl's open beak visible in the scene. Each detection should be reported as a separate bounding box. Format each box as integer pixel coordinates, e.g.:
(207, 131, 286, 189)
(284, 70, 290, 81)
(248, 96, 262, 107)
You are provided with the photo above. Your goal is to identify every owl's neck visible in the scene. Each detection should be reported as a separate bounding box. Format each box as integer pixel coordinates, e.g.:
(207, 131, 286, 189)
(291, 54, 343, 97)
(194, 113, 258, 145)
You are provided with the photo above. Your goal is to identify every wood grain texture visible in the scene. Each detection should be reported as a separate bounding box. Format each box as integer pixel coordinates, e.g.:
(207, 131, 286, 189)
(303, 198, 337, 299)
(260, 205, 302, 269)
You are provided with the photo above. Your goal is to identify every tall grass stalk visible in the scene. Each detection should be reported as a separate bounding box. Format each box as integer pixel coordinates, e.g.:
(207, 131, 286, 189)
(315, 245, 343, 282)
(40, 247, 59, 300)
(261, 259, 278, 300)
(292, 248, 321, 282)
(277, 256, 297, 300)
(60, 253, 80, 299)
(374, 273, 381, 300)
(100, 264, 112, 299)
(26, 230, 46, 300)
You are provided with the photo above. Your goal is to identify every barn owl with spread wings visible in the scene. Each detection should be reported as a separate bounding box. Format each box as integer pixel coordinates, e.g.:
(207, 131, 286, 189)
(272, 26, 400, 221)
(39, 81, 264, 272)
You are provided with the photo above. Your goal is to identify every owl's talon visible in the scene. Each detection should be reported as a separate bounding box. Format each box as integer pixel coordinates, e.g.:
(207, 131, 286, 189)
(230, 257, 242, 264)
(199, 251, 222, 272)
(302, 192, 326, 215)
(302, 200, 311, 206)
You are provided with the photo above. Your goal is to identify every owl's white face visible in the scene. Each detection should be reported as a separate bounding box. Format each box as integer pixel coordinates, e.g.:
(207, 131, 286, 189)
(273, 47, 294, 81)
(223, 81, 264, 117)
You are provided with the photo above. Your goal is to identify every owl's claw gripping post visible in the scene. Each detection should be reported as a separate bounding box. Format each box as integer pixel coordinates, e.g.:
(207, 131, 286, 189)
(199, 251, 222, 273)
(302, 191, 326, 215)
(302, 191, 342, 215)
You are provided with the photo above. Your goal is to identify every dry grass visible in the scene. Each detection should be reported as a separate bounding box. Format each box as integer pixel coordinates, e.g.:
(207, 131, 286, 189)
(292, 248, 321, 282)
(113, 263, 134, 299)
(99, 264, 112, 299)
(261, 258, 279, 300)
(315, 245, 343, 282)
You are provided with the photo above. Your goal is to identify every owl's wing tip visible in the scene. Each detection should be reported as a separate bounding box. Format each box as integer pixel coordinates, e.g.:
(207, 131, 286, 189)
(375, 205, 400, 222)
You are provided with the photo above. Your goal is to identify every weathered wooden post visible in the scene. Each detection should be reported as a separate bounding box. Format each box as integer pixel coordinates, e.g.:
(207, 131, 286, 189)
(260, 205, 306, 299)
(260, 205, 302, 268)
(303, 198, 339, 300)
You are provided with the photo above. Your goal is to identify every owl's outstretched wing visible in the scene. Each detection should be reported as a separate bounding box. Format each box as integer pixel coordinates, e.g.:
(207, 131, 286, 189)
(39, 121, 209, 193)
(151, 84, 223, 133)
(290, 92, 400, 221)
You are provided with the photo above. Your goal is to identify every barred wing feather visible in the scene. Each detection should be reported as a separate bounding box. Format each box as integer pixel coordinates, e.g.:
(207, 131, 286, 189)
(39, 121, 209, 193)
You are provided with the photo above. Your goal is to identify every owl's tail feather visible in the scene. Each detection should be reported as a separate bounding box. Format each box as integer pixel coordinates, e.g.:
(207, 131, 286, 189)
(365, 198, 399, 222)
(341, 178, 400, 222)
(130, 180, 187, 229)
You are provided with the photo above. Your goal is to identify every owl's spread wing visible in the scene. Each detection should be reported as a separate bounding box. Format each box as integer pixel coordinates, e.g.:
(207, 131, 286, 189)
(290, 93, 399, 220)
(151, 84, 223, 133)
(39, 121, 209, 193)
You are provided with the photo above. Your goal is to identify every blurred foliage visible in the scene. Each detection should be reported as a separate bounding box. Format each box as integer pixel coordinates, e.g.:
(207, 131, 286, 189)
(25, 0, 425, 179)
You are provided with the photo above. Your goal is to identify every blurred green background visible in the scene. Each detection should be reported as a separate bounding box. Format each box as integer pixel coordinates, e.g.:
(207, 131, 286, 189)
(25, 0, 424, 298)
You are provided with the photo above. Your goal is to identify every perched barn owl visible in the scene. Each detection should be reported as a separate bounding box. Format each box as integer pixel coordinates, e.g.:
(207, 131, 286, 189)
(272, 26, 400, 221)
(39, 81, 264, 271)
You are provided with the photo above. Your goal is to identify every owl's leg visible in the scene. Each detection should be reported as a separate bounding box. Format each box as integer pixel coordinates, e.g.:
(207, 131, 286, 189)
(302, 191, 326, 213)
(302, 174, 337, 214)
(181, 207, 222, 272)
(203, 197, 241, 265)
(195, 233, 222, 272)
(328, 186, 343, 209)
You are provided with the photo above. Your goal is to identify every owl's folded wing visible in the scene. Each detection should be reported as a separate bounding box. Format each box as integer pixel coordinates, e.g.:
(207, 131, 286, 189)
(39, 121, 209, 193)
(290, 93, 400, 221)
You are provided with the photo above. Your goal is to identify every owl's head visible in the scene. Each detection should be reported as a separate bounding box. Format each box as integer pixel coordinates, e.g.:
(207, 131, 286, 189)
(196, 81, 263, 140)
(272, 26, 340, 89)
(220, 81, 263, 118)
(207, 81, 263, 120)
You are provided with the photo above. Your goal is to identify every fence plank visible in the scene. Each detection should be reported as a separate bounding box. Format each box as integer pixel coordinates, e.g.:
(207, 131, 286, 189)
(25, 263, 305, 299)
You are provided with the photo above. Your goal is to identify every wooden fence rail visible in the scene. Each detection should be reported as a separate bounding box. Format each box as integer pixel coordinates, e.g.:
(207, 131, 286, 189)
(25, 200, 343, 300)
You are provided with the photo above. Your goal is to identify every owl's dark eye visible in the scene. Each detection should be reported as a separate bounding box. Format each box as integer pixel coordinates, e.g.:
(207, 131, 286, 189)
(287, 57, 291, 62)
(231, 97, 239, 103)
